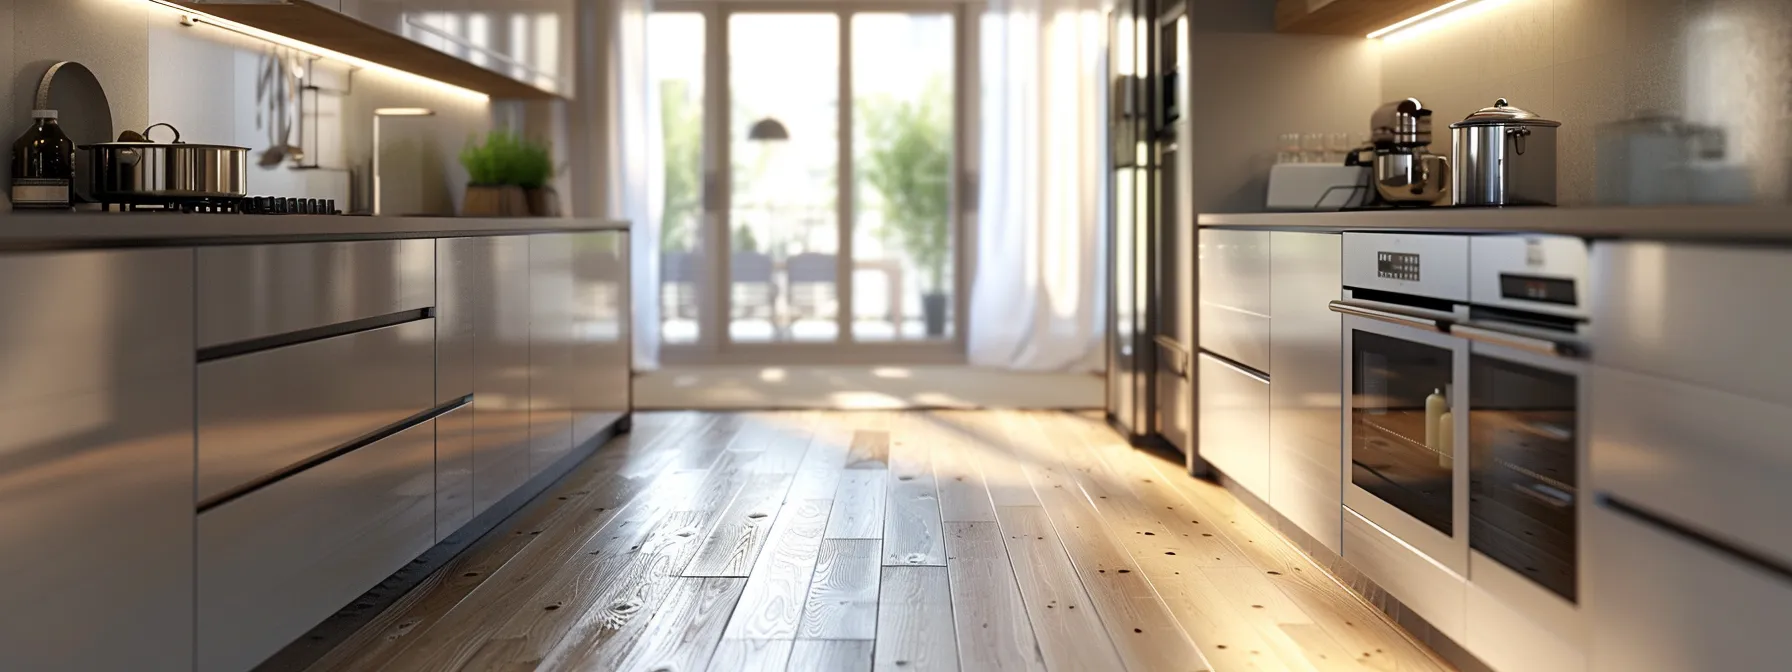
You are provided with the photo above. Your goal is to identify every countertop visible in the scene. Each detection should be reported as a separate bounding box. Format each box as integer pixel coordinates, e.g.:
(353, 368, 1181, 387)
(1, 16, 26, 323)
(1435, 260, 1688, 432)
(1198, 205, 1792, 242)
(0, 213, 630, 251)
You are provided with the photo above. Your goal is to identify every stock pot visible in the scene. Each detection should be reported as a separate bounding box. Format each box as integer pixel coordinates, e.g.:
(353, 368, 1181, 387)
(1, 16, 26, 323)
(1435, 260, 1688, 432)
(1451, 99, 1560, 206)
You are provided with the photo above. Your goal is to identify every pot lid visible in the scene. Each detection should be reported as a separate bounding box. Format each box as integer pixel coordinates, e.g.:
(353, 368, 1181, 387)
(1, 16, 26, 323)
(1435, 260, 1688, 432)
(1452, 98, 1562, 127)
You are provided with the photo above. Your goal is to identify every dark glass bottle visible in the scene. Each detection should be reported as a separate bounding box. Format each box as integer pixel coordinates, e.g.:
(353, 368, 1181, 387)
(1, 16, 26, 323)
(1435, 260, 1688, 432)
(11, 110, 74, 209)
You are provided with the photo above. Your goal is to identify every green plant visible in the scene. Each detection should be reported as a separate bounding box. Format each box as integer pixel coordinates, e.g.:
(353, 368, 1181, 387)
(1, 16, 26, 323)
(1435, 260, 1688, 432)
(660, 80, 703, 252)
(862, 84, 952, 292)
(734, 223, 761, 253)
(459, 131, 555, 188)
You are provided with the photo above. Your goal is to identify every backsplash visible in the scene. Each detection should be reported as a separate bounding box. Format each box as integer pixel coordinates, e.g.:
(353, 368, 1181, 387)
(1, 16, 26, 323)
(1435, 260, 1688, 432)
(1381, 0, 1792, 206)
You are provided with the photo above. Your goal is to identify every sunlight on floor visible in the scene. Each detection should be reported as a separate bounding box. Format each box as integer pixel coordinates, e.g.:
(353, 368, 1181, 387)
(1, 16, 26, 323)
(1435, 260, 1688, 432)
(634, 365, 1103, 410)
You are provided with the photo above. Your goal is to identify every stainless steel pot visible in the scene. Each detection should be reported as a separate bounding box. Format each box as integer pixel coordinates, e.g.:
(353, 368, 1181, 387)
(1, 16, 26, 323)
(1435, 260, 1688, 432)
(81, 123, 248, 202)
(1451, 99, 1561, 206)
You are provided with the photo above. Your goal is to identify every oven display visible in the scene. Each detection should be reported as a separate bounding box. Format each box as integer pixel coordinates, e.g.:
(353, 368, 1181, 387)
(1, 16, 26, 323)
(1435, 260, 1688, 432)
(1378, 252, 1421, 281)
(1500, 273, 1577, 306)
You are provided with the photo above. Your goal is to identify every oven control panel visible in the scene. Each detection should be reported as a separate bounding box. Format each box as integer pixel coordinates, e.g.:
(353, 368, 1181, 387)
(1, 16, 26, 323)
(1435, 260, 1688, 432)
(1342, 233, 1469, 301)
(1377, 252, 1421, 281)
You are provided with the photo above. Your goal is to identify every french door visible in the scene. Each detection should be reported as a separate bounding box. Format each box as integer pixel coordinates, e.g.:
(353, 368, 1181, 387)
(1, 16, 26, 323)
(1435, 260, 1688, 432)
(651, 3, 971, 364)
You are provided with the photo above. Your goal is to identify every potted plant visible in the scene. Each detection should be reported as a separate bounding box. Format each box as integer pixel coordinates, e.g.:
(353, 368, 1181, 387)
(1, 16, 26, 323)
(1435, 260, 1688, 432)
(459, 131, 559, 217)
(863, 91, 952, 337)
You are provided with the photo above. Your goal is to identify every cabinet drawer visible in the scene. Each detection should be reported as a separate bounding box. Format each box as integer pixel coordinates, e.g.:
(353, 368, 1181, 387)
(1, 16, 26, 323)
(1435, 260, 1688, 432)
(1199, 229, 1271, 373)
(198, 239, 434, 348)
(198, 320, 435, 504)
(1199, 352, 1269, 499)
(197, 418, 436, 672)
(1590, 365, 1792, 562)
(1589, 503, 1792, 672)
(1343, 507, 1466, 640)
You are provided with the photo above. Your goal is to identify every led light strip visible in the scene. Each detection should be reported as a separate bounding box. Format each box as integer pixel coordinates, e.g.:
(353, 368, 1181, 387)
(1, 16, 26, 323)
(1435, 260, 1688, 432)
(1366, 0, 1504, 40)
(143, 0, 490, 102)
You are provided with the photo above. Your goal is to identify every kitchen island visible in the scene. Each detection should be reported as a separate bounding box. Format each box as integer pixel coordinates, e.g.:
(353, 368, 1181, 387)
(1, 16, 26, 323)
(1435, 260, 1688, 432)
(1190, 206, 1792, 672)
(0, 214, 632, 672)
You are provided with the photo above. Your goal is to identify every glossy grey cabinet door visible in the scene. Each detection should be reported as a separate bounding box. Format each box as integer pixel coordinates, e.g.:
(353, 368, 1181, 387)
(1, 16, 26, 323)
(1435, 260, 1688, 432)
(197, 320, 436, 504)
(474, 236, 534, 515)
(198, 418, 436, 672)
(436, 238, 478, 539)
(572, 231, 631, 445)
(197, 239, 435, 348)
(0, 249, 195, 672)
(1267, 232, 1343, 554)
(530, 234, 576, 474)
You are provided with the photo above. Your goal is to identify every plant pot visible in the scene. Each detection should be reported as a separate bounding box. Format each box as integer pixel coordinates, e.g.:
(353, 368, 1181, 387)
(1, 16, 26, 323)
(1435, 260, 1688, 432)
(921, 291, 949, 338)
(463, 184, 530, 217)
(526, 186, 562, 217)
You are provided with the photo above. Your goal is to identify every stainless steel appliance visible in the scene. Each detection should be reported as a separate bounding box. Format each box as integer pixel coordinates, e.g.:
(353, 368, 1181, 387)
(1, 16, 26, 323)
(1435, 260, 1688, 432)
(1452, 99, 1561, 206)
(1333, 233, 1590, 664)
(1152, 5, 1194, 456)
(82, 123, 249, 205)
(1106, 0, 1156, 444)
(1369, 98, 1451, 206)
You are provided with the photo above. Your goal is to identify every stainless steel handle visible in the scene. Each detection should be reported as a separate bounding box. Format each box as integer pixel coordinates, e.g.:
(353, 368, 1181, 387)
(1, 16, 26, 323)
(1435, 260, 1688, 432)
(1155, 335, 1189, 379)
(1200, 351, 1269, 385)
(1452, 322, 1583, 359)
(1328, 300, 1448, 333)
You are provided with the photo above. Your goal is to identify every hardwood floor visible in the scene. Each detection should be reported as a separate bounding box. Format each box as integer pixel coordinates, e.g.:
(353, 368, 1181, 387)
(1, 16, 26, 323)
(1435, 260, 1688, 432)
(308, 411, 1454, 672)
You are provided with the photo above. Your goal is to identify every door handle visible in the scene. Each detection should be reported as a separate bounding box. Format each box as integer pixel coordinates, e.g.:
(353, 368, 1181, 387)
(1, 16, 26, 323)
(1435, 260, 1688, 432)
(1452, 322, 1583, 359)
(1328, 300, 1448, 333)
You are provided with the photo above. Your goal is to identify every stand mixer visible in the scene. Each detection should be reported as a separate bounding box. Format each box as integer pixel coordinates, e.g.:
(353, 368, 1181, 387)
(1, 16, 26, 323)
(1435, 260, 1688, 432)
(1359, 98, 1451, 206)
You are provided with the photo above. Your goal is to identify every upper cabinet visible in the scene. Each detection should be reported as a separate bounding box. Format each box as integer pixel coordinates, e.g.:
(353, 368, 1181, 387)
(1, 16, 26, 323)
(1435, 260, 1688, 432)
(178, 0, 572, 99)
(1274, 0, 1461, 36)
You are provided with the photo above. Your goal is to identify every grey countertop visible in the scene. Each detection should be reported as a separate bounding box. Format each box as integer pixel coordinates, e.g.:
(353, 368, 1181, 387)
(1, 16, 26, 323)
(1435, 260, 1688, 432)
(1198, 205, 1792, 241)
(0, 213, 630, 251)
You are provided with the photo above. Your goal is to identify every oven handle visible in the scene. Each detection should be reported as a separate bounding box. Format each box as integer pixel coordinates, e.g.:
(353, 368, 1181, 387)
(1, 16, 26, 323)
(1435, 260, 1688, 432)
(1452, 321, 1584, 359)
(1327, 300, 1451, 333)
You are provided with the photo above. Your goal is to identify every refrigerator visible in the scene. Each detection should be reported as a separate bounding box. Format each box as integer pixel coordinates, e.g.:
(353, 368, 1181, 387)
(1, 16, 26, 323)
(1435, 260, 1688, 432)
(1106, 0, 1156, 444)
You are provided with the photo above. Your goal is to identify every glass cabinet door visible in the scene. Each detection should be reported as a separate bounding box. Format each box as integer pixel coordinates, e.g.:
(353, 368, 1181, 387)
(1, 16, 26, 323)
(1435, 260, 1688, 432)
(1351, 330, 1457, 535)
(1469, 354, 1579, 602)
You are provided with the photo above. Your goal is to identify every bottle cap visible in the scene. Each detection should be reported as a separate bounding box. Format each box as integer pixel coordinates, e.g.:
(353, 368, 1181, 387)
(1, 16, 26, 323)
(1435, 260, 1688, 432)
(30, 109, 58, 120)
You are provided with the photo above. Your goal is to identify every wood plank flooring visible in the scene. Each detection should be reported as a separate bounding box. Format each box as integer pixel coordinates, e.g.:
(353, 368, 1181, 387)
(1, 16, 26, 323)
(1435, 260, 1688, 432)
(309, 411, 1454, 672)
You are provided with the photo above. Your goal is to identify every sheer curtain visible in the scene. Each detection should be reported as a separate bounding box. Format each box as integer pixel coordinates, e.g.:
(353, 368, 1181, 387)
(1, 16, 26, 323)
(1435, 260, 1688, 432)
(968, 0, 1109, 372)
(577, 0, 657, 368)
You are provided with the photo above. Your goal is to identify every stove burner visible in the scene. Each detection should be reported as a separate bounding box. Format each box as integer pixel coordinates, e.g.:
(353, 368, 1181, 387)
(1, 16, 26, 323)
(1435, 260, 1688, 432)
(96, 195, 340, 215)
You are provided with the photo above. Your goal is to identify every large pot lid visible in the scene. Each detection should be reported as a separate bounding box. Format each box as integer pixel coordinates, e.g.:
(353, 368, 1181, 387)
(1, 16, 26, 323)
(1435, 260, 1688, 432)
(1452, 98, 1562, 127)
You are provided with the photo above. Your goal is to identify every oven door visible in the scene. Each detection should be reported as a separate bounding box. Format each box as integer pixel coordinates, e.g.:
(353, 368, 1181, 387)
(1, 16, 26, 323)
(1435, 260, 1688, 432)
(1463, 327, 1586, 642)
(1342, 308, 1470, 575)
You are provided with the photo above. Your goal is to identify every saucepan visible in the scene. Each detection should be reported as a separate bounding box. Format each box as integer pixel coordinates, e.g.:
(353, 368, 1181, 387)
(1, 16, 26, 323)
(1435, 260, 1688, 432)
(81, 123, 249, 202)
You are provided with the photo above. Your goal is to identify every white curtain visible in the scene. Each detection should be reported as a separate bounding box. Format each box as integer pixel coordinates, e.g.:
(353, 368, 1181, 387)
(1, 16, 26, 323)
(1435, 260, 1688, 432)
(578, 0, 657, 369)
(968, 0, 1109, 372)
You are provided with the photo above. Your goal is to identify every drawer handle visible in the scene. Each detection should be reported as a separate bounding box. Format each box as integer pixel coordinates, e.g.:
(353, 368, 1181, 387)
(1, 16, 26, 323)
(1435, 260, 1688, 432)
(1328, 300, 1448, 333)
(1600, 494, 1792, 585)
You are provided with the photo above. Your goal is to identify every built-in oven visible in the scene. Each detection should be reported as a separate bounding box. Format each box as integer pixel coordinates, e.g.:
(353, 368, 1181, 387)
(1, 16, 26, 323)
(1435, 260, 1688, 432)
(1334, 233, 1590, 668)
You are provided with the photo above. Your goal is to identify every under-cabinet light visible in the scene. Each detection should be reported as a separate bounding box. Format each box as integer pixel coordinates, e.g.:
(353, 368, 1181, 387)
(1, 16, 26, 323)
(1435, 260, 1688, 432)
(1367, 0, 1508, 41)
(143, 0, 490, 103)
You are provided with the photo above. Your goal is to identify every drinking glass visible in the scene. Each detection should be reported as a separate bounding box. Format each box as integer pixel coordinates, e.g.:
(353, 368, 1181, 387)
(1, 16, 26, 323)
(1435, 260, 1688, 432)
(1276, 133, 1301, 164)
(1327, 132, 1352, 163)
(1301, 133, 1326, 163)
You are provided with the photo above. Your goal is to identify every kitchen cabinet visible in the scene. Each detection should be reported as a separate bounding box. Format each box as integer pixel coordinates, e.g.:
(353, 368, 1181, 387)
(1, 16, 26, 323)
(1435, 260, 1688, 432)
(1274, 0, 1463, 36)
(1198, 229, 1272, 374)
(1199, 352, 1270, 499)
(529, 234, 576, 475)
(1587, 502, 1792, 672)
(571, 231, 632, 444)
(436, 237, 478, 539)
(474, 236, 534, 515)
(196, 239, 435, 349)
(0, 249, 196, 672)
(196, 320, 436, 504)
(1267, 231, 1343, 553)
(198, 417, 436, 672)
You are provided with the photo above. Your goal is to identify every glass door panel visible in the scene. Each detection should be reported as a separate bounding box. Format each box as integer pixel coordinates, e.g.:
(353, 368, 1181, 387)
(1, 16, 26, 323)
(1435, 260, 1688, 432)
(649, 12, 706, 346)
(850, 12, 956, 341)
(728, 13, 841, 343)
(1351, 330, 1457, 535)
(1469, 354, 1579, 602)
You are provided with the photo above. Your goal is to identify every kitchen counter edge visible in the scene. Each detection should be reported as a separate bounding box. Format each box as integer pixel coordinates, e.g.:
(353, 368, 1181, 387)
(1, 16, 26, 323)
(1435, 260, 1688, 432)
(0, 214, 630, 251)
(1198, 205, 1792, 242)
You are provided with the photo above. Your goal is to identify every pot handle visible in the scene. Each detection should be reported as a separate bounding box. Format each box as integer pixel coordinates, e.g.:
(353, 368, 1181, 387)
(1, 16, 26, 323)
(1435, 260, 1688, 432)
(1509, 126, 1532, 155)
(143, 122, 183, 144)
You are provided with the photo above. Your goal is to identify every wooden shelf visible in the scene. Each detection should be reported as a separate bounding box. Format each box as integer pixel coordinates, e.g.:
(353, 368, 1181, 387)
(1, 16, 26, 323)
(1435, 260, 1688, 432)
(1274, 0, 1462, 36)
(174, 1, 563, 100)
